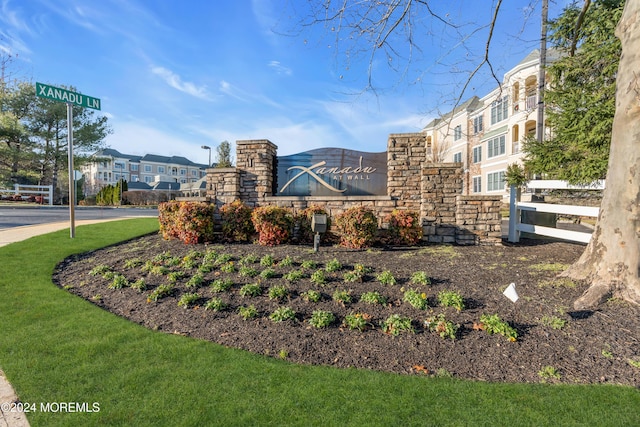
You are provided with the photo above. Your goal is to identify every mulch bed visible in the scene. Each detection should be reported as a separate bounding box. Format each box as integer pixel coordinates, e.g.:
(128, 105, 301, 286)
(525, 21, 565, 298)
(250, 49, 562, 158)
(53, 233, 640, 387)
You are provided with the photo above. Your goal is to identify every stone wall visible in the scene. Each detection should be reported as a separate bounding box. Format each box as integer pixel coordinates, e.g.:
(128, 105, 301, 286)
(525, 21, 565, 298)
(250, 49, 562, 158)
(203, 137, 502, 245)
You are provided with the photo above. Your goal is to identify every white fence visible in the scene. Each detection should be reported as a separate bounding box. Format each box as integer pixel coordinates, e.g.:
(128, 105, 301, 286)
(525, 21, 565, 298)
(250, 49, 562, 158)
(0, 184, 53, 206)
(508, 180, 604, 244)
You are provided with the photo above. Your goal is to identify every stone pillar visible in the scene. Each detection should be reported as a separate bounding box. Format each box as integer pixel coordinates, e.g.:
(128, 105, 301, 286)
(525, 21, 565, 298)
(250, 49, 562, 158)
(236, 139, 277, 206)
(206, 168, 240, 208)
(387, 133, 426, 211)
(455, 195, 503, 245)
(421, 163, 463, 243)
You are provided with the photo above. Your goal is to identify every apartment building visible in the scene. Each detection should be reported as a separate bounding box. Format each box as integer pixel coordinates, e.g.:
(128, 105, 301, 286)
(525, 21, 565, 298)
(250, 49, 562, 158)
(82, 148, 208, 195)
(423, 49, 558, 197)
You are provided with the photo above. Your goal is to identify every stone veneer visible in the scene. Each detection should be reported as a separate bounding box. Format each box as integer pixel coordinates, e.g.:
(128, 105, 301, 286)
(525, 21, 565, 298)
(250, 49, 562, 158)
(203, 137, 502, 245)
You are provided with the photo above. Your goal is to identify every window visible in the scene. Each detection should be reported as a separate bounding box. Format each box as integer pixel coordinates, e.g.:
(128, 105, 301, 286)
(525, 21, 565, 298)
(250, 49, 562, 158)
(454, 125, 462, 141)
(473, 146, 482, 163)
(191, 169, 197, 176)
(144, 165, 152, 173)
(473, 115, 483, 134)
(114, 161, 125, 170)
(180, 178, 187, 184)
(473, 176, 482, 193)
(490, 96, 509, 124)
(453, 152, 462, 163)
(144, 175, 153, 183)
(158, 166, 165, 174)
(487, 171, 506, 192)
(132, 175, 139, 182)
(488, 135, 506, 158)
(180, 169, 186, 175)
(131, 164, 139, 171)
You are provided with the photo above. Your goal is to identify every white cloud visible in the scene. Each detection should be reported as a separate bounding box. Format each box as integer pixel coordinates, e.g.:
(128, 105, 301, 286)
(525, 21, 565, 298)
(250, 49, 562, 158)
(151, 66, 211, 100)
(268, 60, 292, 76)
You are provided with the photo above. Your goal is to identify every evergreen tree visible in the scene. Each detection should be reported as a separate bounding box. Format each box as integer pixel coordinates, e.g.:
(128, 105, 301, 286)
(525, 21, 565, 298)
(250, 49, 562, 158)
(215, 140, 233, 168)
(524, 0, 624, 184)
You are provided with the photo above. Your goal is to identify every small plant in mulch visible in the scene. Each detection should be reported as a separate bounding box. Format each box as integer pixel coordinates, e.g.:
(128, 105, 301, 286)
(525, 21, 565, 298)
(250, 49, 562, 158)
(239, 265, 259, 278)
(477, 314, 518, 342)
(239, 283, 262, 297)
(167, 271, 186, 284)
(335, 206, 378, 249)
(425, 313, 459, 340)
(325, 258, 342, 272)
(301, 290, 322, 303)
(178, 292, 200, 309)
(343, 313, 372, 331)
(220, 261, 236, 273)
(301, 260, 317, 270)
(260, 268, 276, 279)
(403, 289, 428, 310)
(108, 274, 129, 290)
(149, 265, 170, 276)
(198, 261, 215, 274)
(376, 270, 397, 286)
(165, 256, 182, 267)
(131, 278, 147, 293)
(204, 297, 228, 312)
(180, 250, 203, 269)
(238, 305, 258, 320)
(540, 315, 568, 330)
(268, 284, 289, 301)
(260, 254, 276, 267)
(269, 306, 296, 322)
(214, 253, 233, 266)
(147, 284, 174, 303)
(123, 258, 143, 269)
(90, 264, 112, 276)
(251, 205, 293, 246)
(437, 290, 465, 311)
(185, 272, 205, 289)
(332, 289, 352, 305)
(628, 359, 640, 369)
(308, 310, 336, 328)
(279, 256, 294, 268)
(359, 291, 387, 305)
(538, 365, 561, 382)
(284, 269, 306, 283)
(239, 254, 259, 266)
(210, 278, 233, 293)
(310, 269, 326, 285)
(343, 265, 368, 283)
(410, 271, 431, 286)
(381, 314, 414, 336)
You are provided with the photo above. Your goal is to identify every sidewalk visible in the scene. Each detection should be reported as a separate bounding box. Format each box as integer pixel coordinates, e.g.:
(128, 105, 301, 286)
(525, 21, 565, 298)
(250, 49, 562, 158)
(0, 218, 139, 426)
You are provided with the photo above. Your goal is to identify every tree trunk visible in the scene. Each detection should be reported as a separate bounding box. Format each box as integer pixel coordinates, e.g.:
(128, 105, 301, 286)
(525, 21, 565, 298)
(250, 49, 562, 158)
(564, 0, 640, 309)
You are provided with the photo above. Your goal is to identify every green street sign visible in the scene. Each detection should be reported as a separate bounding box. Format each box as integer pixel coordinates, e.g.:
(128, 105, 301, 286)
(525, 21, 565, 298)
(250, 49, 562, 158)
(36, 82, 101, 110)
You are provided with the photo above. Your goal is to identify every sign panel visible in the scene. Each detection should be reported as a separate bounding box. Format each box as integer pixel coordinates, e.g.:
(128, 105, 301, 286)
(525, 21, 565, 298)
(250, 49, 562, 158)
(276, 148, 387, 196)
(36, 82, 101, 110)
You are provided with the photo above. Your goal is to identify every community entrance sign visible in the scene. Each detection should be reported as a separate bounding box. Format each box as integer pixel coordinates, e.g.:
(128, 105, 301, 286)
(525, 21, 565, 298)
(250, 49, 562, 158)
(276, 148, 387, 196)
(36, 82, 102, 238)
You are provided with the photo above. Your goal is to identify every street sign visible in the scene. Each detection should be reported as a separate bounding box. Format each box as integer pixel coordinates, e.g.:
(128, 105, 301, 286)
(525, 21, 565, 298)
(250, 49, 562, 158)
(36, 82, 101, 110)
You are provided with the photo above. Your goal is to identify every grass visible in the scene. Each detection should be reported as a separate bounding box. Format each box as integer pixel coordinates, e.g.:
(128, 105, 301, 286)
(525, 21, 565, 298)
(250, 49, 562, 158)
(1, 217, 639, 426)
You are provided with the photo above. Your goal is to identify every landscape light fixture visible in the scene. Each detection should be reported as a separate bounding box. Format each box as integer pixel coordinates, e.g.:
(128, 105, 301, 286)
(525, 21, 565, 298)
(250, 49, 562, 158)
(201, 145, 211, 167)
(311, 214, 328, 253)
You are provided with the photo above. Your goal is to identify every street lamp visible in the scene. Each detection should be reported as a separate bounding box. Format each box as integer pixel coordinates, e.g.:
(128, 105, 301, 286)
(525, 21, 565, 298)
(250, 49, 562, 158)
(201, 145, 211, 167)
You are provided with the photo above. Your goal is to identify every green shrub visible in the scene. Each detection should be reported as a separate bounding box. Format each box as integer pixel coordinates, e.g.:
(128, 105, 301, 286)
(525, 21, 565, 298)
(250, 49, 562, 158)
(384, 210, 423, 245)
(343, 313, 371, 331)
(123, 258, 143, 269)
(268, 284, 289, 300)
(130, 278, 147, 292)
(260, 268, 276, 279)
(220, 200, 255, 242)
(90, 264, 112, 276)
(108, 274, 129, 290)
(301, 260, 317, 270)
(335, 206, 378, 249)
(238, 305, 258, 320)
(309, 310, 335, 328)
(284, 269, 305, 283)
(239, 254, 259, 266)
(239, 265, 259, 278)
(147, 284, 174, 302)
(403, 289, 428, 310)
(220, 261, 236, 273)
(325, 258, 342, 272)
(260, 254, 275, 267)
(185, 272, 205, 289)
(310, 269, 326, 285)
(279, 256, 294, 267)
(332, 289, 352, 304)
(251, 205, 293, 246)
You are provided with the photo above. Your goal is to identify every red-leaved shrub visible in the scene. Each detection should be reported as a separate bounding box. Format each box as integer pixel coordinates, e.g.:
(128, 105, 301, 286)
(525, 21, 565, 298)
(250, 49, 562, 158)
(251, 205, 293, 246)
(335, 206, 378, 249)
(384, 209, 423, 245)
(220, 200, 255, 242)
(158, 201, 216, 244)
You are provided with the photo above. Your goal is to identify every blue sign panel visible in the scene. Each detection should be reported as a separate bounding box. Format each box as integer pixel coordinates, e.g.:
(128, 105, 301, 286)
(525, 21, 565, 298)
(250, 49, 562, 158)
(276, 148, 387, 196)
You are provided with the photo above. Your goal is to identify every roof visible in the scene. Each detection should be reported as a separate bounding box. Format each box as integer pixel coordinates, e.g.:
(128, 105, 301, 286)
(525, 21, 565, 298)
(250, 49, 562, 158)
(92, 149, 207, 168)
(151, 181, 182, 191)
(127, 181, 152, 191)
(180, 177, 207, 191)
(95, 148, 142, 162)
(423, 96, 482, 130)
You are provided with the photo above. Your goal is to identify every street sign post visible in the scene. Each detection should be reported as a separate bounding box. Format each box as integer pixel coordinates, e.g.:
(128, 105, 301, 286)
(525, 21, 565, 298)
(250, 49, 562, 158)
(36, 82, 102, 238)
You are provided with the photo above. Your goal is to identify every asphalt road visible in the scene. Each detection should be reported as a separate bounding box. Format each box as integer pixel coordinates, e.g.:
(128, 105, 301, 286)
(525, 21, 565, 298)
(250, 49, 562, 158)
(0, 205, 158, 230)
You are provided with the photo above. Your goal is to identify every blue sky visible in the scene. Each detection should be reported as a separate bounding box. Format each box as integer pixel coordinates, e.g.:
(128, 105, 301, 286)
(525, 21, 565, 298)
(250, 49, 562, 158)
(1, 0, 569, 165)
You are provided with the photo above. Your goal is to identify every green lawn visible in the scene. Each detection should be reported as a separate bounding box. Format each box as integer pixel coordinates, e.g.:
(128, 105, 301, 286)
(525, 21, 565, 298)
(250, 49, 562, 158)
(1, 218, 638, 426)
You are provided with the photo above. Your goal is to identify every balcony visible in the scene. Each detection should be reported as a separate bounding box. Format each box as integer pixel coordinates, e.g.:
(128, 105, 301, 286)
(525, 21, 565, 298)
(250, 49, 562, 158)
(525, 95, 537, 110)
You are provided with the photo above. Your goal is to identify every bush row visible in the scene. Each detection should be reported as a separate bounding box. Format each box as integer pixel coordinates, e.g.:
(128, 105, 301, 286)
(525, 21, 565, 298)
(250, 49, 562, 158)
(158, 201, 423, 248)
